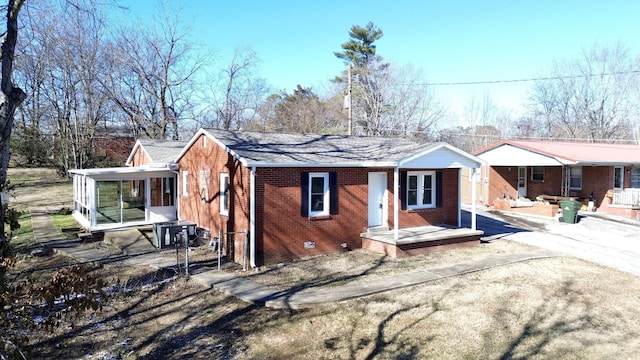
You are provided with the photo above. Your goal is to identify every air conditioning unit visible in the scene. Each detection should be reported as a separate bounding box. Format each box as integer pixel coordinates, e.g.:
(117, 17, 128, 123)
(152, 221, 197, 249)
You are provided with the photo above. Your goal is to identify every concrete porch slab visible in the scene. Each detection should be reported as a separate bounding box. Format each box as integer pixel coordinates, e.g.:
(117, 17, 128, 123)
(361, 225, 484, 258)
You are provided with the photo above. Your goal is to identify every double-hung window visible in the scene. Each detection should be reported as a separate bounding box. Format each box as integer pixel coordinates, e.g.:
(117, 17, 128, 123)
(531, 167, 544, 181)
(220, 172, 230, 216)
(631, 167, 640, 188)
(613, 166, 624, 189)
(309, 172, 330, 216)
(407, 171, 435, 209)
(182, 171, 188, 197)
(568, 167, 582, 190)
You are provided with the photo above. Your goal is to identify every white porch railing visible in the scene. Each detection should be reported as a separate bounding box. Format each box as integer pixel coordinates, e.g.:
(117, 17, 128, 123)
(612, 189, 640, 207)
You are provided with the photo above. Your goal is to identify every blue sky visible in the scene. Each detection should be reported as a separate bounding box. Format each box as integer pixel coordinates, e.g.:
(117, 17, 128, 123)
(121, 1, 640, 121)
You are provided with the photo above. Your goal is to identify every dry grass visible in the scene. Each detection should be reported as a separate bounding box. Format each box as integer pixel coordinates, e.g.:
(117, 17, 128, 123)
(235, 256, 640, 359)
(19, 252, 640, 360)
(236, 240, 533, 290)
(8, 167, 640, 359)
(7, 167, 72, 211)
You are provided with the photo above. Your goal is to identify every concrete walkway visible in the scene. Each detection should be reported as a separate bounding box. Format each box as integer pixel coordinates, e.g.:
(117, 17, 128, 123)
(30, 207, 556, 309)
(191, 250, 554, 309)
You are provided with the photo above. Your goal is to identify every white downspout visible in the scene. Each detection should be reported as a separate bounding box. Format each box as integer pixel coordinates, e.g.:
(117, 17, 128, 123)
(250, 166, 256, 268)
(471, 167, 477, 231)
(394, 167, 399, 240)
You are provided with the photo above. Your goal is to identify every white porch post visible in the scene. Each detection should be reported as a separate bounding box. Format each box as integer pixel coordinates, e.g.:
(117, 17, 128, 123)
(393, 167, 399, 240)
(471, 167, 477, 231)
(250, 166, 256, 268)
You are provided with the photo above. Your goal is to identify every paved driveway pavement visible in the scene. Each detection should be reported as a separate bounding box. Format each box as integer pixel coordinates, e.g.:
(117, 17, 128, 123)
(462, 206, 640, 276)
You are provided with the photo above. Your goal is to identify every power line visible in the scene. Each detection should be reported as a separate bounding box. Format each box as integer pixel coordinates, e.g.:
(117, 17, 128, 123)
(424, 70, 640, 86)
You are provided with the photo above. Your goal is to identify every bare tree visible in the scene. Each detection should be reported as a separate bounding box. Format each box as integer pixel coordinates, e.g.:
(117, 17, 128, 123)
(393, 65, 444, 136)
(105, 2, 203, 140)
(263, 85, 341, 134)
(199, 46, 269, 130)
(529, 42, 638, 141)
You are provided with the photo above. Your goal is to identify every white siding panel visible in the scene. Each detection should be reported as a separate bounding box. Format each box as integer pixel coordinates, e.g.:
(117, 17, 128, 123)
(479, 145, 565, 166)
(402, 147, 482, 169)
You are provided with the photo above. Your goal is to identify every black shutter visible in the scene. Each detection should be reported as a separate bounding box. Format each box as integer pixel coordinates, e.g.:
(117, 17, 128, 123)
(301, 172, 309, 217)
(436, 171, 443, 207)
(400, 171, 407, 210)
(329, 171, 338, 215)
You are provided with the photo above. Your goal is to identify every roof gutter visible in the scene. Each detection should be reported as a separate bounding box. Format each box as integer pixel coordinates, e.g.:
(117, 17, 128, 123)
(243, 161, 399, 168)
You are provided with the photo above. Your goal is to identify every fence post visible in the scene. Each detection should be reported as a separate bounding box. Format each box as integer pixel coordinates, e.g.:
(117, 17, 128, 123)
(184, 231, 189, 278)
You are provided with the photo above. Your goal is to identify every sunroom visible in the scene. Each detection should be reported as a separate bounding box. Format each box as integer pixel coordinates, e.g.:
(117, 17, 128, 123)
(69, 167, 178, 231)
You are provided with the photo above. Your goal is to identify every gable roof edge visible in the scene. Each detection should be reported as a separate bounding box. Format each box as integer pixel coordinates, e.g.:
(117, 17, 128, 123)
(398, 142, 485, 168)
(175, 128, 249, 166)
(124, 140, 145, 166)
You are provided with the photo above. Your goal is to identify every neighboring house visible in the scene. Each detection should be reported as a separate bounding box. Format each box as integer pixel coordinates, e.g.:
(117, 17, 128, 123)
(175, 129, 484, 267)
(463, 139, 640, 219)
(70, 140, 186, 231)
(92, 136, 136, 163)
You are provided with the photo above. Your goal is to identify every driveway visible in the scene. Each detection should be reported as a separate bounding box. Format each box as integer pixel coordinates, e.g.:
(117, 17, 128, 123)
(462, 206, 640, 276)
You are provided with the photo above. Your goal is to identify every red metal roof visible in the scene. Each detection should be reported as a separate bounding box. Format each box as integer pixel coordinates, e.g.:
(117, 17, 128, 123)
(476, 139, 640, 165)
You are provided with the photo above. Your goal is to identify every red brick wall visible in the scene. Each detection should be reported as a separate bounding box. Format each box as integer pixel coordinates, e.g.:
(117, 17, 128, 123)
(177, 134, 250, 264)
(257, 167, 369, 265)
(486, 165, 615, 208)
(581, 166, 613, 208)
(93, 136, 136, 162)
(257, 167, 460, 265)
(128, 146, 150, 167)
(528, 166, 563, 200)
(398, 168, 459, 227)
(488, 166, 517, 203)
(488, 166, 565, 204)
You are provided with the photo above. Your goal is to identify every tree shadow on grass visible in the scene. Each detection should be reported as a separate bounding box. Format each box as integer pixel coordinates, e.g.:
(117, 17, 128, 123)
(487, 279, 638, 359)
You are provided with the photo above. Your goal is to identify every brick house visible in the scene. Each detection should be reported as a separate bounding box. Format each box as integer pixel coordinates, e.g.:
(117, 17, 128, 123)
(462, 139, 640, 219)
(175, 129, 484, 266)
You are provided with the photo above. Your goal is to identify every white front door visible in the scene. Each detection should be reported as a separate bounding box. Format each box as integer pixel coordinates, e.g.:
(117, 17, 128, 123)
(517, 167, 527, 199)
(368, 172, 387, 228)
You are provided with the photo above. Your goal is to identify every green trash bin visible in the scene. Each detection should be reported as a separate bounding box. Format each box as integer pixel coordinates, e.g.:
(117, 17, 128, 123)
(559, 200, 581, 224)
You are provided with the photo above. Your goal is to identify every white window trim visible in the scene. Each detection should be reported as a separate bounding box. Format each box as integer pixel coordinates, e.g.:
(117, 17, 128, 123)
(220, 172, 229, 216)
(569, 167, 582, 190)
(182, 171, 188, 197)
(614, 166, 624, 190)
(531, 166, 544, 181)
(309, 172, 330, 217)
(407, 171, 436, 210)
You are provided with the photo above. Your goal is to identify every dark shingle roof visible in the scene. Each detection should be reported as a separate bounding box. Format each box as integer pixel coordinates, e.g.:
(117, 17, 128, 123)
(204, 129, 440, 166)
(138, 140, 187, 164)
